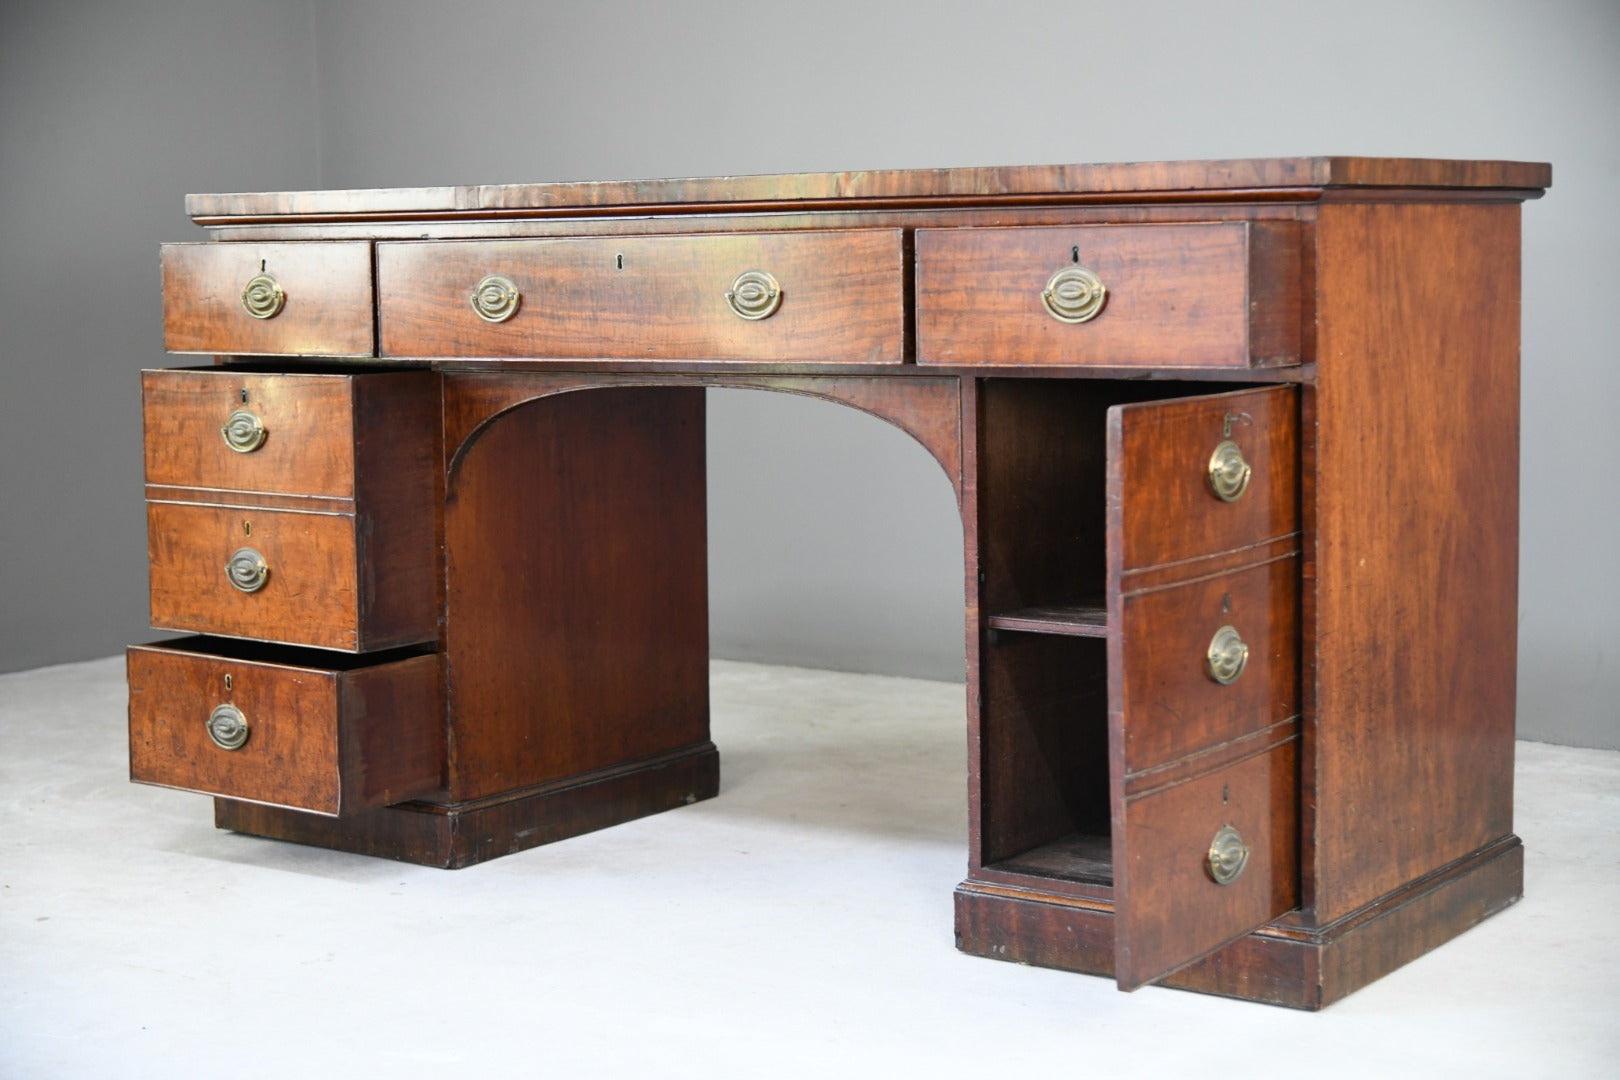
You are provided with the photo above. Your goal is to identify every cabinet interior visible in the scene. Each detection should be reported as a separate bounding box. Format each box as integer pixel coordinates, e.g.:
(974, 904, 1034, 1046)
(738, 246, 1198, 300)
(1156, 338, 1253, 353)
(974, 377, 1242, 888)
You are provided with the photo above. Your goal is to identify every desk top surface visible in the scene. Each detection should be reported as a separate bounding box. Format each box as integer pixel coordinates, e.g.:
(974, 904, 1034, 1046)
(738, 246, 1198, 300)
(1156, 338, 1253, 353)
(187, 157, 1551, 225)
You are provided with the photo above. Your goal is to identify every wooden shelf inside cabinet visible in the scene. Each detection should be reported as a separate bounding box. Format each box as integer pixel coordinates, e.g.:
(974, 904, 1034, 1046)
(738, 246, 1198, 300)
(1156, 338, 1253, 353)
(986, 605, 1109, 638)
(988, 832, 1114, 887)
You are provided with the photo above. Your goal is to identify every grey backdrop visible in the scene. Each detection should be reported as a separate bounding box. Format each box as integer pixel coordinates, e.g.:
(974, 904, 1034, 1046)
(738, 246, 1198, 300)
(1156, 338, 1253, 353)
(2, 0, 1615, 748)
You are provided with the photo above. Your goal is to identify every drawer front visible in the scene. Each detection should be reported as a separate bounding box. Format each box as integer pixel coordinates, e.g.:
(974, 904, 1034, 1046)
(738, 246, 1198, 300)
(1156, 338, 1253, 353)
(1112, 738, 1298, 990)
(1116, 555, 1299, 774)
(146, 501, 436, 652)
(915, 223, 1301, 368)
(143, 369, 358, 497)
(147, 502, 362, 650)
(1109, 385, 1298, 571)
(162, 242, 374, 357)
(128, 641, 442, 815)
(377, 231, 906, 363)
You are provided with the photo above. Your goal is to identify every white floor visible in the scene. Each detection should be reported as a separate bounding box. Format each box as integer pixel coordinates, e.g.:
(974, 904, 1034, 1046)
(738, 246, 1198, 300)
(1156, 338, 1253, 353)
(2, 656, 1616, 1078)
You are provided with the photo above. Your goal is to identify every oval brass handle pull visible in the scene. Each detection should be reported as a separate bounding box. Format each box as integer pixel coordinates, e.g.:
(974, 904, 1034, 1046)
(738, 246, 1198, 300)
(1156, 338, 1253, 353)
(1206, 625, 1250, 685)
(1208, 825, 1249, 885)
(221, 409, 266, 453)
(725, 270, 782, 320)
(1208, 440, 1252, 502)
(1042, 266, 1107, 323)
(240, 273, 286, 320)
(470, 275, 521, 323)
(224, 548, 268, 593)
(206, 703, 250, 751)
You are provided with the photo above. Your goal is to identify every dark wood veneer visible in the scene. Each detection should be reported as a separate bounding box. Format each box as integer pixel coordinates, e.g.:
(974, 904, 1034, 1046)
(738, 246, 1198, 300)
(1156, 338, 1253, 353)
(129, 157, 1546, 1009)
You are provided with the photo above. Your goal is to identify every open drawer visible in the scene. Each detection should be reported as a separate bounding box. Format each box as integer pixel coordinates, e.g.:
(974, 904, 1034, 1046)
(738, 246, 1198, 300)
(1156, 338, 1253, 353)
(128, 638, 443, 816)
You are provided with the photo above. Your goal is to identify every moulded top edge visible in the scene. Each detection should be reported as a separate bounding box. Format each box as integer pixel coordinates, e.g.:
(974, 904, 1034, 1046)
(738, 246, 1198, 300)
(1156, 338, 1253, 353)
(184, 157, 1552, 223)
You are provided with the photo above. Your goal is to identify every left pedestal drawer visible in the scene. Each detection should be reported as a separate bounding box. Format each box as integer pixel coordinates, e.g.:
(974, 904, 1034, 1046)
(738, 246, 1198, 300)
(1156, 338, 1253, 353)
(128, 639, 443, 816)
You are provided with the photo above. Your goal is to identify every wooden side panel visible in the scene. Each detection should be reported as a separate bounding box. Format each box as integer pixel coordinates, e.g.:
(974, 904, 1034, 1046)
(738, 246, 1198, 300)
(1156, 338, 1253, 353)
(443, 385, 710, 800)
(338, 655, 445, 808)
(141, 369, 358, 497)
(1308, 202, 1521, 922)
(352, 372, 444, 652)
(1113, 385, 1298, 570)
(916, 223, 1301, 368)
(161, 242, 374, 357)
(378, 231, 906, 363)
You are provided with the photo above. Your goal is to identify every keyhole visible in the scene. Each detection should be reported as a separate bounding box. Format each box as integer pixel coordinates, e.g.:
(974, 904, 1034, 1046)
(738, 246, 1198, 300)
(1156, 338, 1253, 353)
(1071, 245, 1080, 263)
(243, 520, 252, 537)
(1223, 784, 1230, 805)
(260, 259, 266, 272)
(616, 253, 624, 270)
(240, 388, 249, 404)
(224, 674, 233, 692)
(1221, 593, 1231, 614)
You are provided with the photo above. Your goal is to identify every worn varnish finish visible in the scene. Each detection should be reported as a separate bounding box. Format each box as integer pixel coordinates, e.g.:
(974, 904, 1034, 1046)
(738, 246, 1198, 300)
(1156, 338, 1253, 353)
(1306, 202, 1522, 924)
(444, 384, 711, 800)
(142, 370, 440, 653)
(378, 231, 907, 363)
(916, 223, 1302, 368)
(186, 157, 1551, 224)
(161, 242, 374, 356)
(130, 158, 1548, 1009)
(128, 640, 441, 816)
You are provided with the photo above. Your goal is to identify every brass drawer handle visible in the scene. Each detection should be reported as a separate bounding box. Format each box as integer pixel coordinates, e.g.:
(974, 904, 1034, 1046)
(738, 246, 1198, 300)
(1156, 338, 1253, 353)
(471, 275, 522, 323)
(206, 703, 250, 750)
(1042, 265, 1107, 323)
(1208, 825, 1249, 885)
(240, 273, 286, 320)
(224, 547, 269, 593)
(221, 409, 266, 453)
(726, 270, 782, 320)
(1206, 625, 1249, 685)
(1208, 439, 1252, 502)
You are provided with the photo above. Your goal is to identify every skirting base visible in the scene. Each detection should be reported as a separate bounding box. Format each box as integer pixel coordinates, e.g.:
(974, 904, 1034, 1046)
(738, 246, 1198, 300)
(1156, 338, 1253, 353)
(954, 834, 1523, 1009)
(215, 741, 720, 869)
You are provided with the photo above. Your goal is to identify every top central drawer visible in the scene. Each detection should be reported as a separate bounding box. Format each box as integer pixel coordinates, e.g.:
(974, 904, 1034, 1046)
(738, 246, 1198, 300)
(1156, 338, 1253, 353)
(376, 231, 907, 363)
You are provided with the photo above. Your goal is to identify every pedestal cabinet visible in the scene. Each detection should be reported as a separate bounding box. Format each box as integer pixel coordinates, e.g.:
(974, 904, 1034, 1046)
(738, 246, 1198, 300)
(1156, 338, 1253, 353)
(129, 157, 1549, 1007)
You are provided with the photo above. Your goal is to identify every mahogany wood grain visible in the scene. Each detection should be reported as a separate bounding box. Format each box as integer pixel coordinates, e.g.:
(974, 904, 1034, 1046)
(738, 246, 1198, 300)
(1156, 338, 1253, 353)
(186, 157, 1550, 224)
(142, 368, 359, 497)
(161, 241, 374, 356)
(917, 223, 1302, 368)
(440, 371, 963, 497)
(443, 385, 710, 800)
(145, 496, 436, 653)
(212, 740, 719, 867)
(977, 633, 1111, 868)
(135, 157, 1548, 1008)
(1112, 737, 1299, 990)
(1109, 385, 1299, 570)
(377, 231, 906, 363)
(1306, 201, 1523, 923)
(1115, 554, 1300, 773)
(954, 832, 1519, 1009)
(128, 640, 441, 816)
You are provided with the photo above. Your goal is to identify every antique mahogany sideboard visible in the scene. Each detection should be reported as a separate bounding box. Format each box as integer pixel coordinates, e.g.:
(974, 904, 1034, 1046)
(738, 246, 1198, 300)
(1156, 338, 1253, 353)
(128, 157, 1549, 1007)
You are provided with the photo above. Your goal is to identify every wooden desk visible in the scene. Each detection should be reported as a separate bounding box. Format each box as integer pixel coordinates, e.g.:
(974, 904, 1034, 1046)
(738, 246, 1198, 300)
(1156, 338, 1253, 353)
(128, 158, 1550, 1007)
